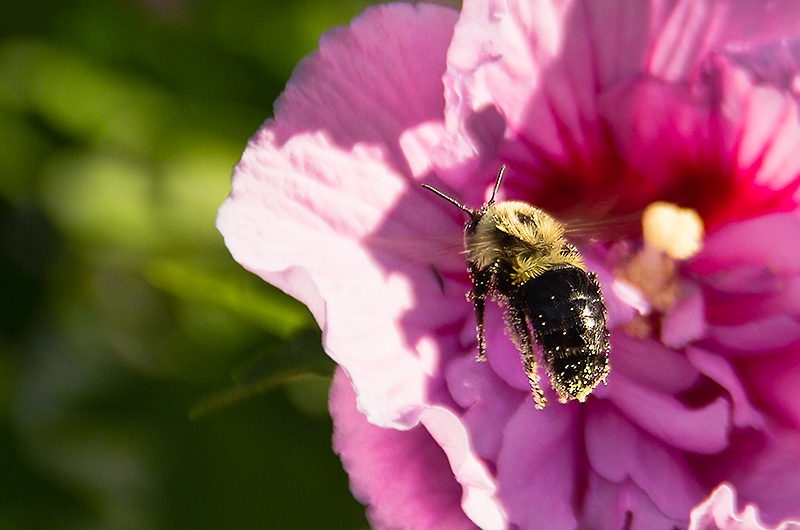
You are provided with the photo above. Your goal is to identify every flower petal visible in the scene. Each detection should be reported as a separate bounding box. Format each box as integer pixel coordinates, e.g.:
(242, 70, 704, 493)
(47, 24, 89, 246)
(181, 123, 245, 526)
(662, 283, 707, 348)
(689, 483, 800, 530)
(649, 0, 800, 83)
(723, 38, 800, 95)
(692, 213, 800, 277)
(217, 3, 464, 428)
(271, 3, 458, 171)
(608, 372, 730, 453)
(740, 348, 800, 429)
(330, 369, 479, 530)
(686, 346, 766, 430)
(495, 400, 579, 530)
(585, 401, 706, 521)
(219, 135, 439, 427)
(419, 407, 508, 530)
(706, 315, 800, 356)
(445, 355, 526, 462)
(609, 334, 701, 395)
(441, 0, 632, 205)
(582, 471, 689, 530)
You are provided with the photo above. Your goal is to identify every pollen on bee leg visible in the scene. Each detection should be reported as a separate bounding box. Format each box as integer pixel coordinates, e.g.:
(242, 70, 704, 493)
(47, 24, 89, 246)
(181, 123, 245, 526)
(526, 366, 548, 409)
(531, 379, 548, 410)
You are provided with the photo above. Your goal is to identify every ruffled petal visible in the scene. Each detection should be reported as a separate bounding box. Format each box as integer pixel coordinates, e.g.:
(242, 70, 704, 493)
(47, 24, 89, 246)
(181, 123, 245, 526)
(585, 401, 706, 521)
(419, 407, 508, 530)
(686, 346, 766, 430)
(439, 0, 800, 216)
(689, 483, 800, 530)
(330, 370, 479, 530)
(706, 316, 800, 356)
(723, 38, 800, 95)
(271, 3, 458, 172)
(648, 0, 800, 83)
(607, 372, 730, 454)
(217, 3, 463, 428)
(662, 283, 708, 348)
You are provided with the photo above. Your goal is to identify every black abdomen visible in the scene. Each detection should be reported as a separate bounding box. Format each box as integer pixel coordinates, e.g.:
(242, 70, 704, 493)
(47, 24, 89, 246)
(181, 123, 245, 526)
(516, 266, 609, 400)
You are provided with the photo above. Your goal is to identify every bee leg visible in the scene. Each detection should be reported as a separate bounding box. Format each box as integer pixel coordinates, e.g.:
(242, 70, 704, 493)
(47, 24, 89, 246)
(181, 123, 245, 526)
(506, 298, 548, 409)
(468, 264, 494, 361)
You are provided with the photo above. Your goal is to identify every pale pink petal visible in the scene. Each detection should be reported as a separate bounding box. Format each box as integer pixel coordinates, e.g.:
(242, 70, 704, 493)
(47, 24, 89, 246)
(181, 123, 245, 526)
(689, 484, 800, 530)
(419, 407, 507, 530)
(400, 121, 449, 178)
(219, 134, 443, 428)
(724, 38, 800, 94)
(701, 265, 782, 296)
(495, 400, 579, 530)
(608, 372, 730, 453)
(330, 369, 479, 530)
(705, 55, 800, 218)
(648, 0, 800, 83)
(271, 3, 458, 171)
(585, 401, 706, 520)
(217, 4, 463, 428)
(440, 0, 624, 203)
(440, 0, 800, 216)
(611, 278, 651, 320)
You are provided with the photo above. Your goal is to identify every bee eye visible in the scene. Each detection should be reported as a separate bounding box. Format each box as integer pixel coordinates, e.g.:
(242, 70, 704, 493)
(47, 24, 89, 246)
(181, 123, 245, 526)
(516, 212, 535, 225)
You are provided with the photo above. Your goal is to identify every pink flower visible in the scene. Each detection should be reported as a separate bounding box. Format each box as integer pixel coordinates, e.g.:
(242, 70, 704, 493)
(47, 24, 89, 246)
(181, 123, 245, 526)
(217, 1, 800, 529)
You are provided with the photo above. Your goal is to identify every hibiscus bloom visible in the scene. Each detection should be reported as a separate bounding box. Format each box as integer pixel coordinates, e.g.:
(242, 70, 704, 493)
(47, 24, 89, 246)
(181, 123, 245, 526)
(217, 1, 800, 529)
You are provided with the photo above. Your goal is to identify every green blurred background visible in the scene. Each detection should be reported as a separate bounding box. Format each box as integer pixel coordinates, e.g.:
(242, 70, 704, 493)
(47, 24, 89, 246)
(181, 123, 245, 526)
(0, 0, 452, 528)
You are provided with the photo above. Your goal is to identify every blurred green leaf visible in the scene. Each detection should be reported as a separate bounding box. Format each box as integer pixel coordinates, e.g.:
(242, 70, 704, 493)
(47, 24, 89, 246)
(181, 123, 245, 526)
(189, 330, 334, 419)
(0, 0, 399, 527)
(0, 37, 172, 156)
(0, 108, 51, 202)
(157, 135, 241, 247)
(145, 259, 314, 338)
(38, 151, 161, 250)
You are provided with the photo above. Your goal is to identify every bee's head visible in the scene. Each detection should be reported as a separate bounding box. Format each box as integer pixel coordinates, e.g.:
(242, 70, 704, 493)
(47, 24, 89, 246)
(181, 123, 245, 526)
(548, 350, 610, 403)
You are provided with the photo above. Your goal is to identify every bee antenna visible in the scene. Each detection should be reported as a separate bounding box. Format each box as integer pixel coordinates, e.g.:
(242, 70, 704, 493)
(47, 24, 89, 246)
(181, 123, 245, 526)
(421, 183, 473, 214)
(488, 165, 506, 205)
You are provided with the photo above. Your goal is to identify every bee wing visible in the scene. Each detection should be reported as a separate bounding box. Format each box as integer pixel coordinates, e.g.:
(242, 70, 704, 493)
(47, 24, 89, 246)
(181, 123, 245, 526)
(561, 211, 643, 247)
(363, 233, 467, 269)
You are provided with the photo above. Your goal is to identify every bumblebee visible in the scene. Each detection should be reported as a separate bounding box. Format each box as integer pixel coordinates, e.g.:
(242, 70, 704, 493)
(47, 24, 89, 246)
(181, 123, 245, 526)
(423, 166, 609, 408)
